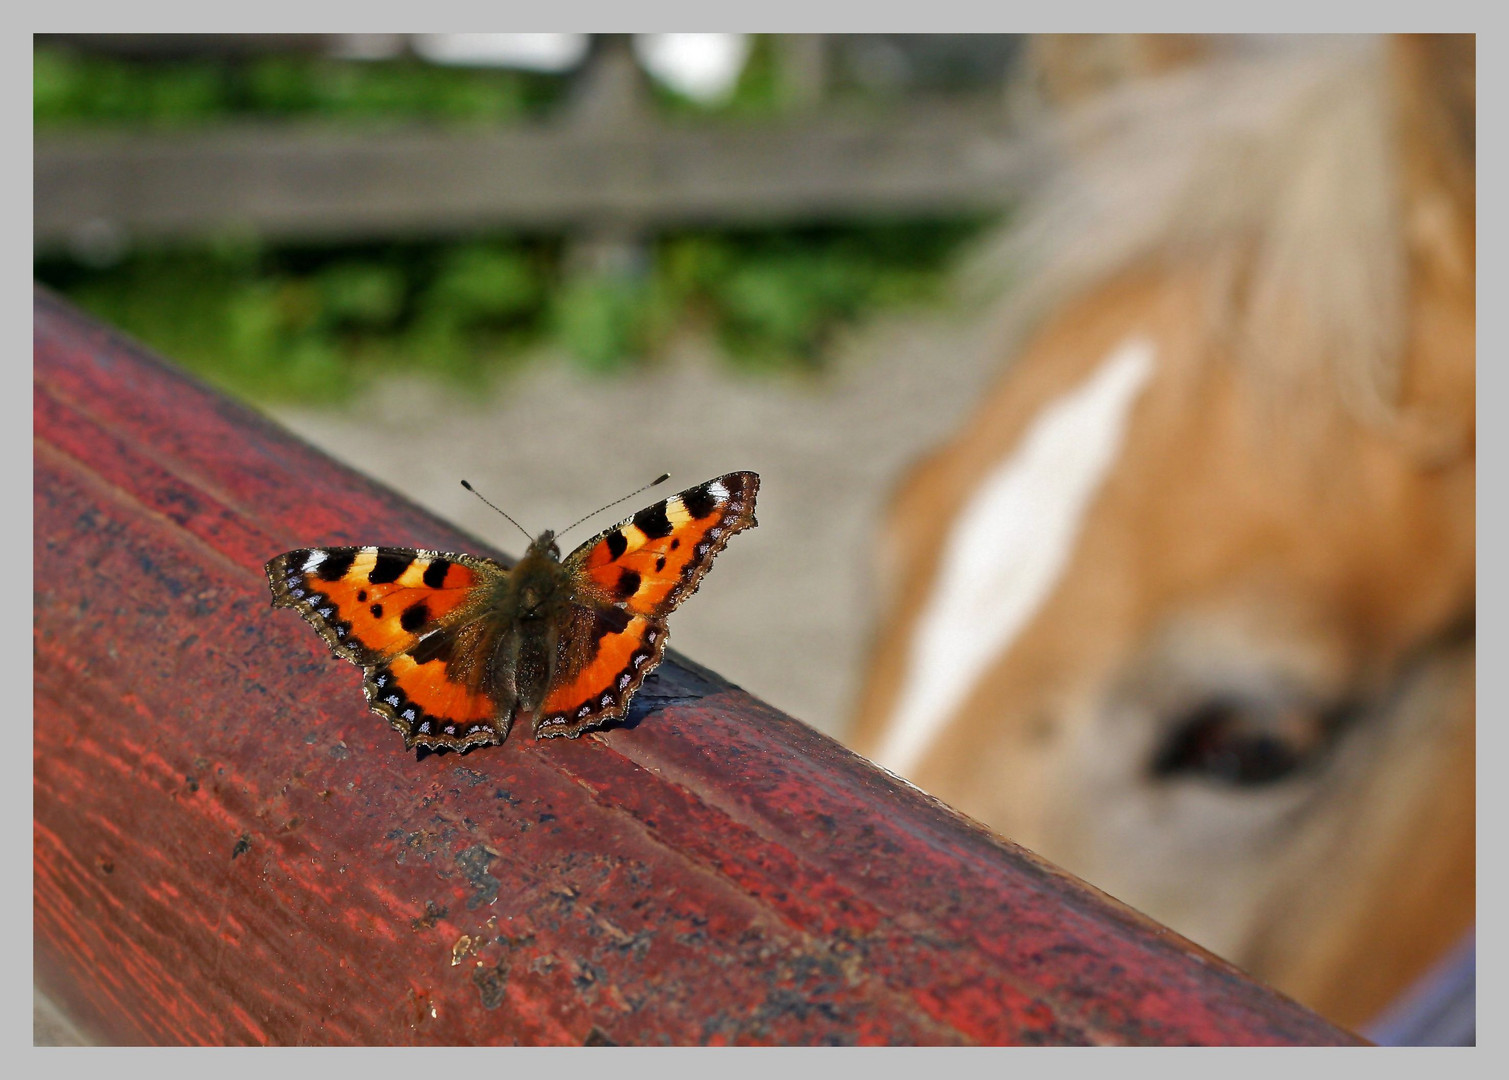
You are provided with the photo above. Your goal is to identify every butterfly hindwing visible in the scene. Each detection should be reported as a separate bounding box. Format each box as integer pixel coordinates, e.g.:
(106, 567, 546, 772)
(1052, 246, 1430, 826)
(535, 605, 668, 738)
(365, 644, 503, 751)
(266, 545, 508, 750)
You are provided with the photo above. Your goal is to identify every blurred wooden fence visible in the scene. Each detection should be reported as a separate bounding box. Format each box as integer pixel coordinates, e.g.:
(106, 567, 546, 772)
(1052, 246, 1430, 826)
(34, 35, 1043, 252)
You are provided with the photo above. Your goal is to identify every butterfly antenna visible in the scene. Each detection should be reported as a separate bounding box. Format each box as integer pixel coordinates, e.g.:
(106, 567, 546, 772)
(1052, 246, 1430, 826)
(460, 480, 535, 544)
(559, 473, 671, 539)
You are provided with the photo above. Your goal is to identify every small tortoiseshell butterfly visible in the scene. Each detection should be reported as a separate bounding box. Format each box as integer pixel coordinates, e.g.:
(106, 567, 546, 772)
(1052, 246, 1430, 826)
(266, 472, 758, 751)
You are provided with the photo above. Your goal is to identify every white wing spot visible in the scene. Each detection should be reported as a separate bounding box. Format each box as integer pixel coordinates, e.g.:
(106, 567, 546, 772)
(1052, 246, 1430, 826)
(301, 550, 328, 572)
(707, 480, 729, 499)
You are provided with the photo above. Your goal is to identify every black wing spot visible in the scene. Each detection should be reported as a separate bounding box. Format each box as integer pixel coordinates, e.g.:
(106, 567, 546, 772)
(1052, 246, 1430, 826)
(670, 538, 680, 551)
(370, 603, 384, 619)
(423, 558, 451, 589)
(605, 531, 628, 560)
(410, 631, 455, 667)
(368, 552, 413, 584)
(632, 502, 674, 540)
(357, 589, 368, 603)
(655, 555, 666, 572)
(595, 605, 633, 636)
(400, 601, 432, 632)
(317, 550, 357, 581)
(615, 569, 642, 601)
(682, 485, 719, 521)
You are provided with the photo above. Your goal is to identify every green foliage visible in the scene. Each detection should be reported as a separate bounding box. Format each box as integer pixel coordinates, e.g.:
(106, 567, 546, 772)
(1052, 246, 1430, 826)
(35, 219, 986, 402)
(33, 37, 803, 130)
(33, 44, 562, 129)
(656, 223, 979, 369)
(550, 275, 657, 374)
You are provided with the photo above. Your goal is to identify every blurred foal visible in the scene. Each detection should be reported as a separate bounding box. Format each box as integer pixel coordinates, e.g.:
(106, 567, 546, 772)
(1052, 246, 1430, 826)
(851, 35, 1474, 1032)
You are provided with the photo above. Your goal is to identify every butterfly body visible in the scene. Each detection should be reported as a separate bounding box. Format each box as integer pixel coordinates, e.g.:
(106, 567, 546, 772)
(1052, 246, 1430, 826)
(267, 472, 758, 751)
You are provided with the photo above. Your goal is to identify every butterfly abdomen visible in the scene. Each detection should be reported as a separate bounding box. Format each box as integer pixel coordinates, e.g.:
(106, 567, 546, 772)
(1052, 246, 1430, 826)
(493, 548, 574, 715)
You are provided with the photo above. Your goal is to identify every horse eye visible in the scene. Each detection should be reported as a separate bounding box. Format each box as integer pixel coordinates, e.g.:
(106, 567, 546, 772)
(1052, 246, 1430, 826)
(1148, 698, 1322, 787)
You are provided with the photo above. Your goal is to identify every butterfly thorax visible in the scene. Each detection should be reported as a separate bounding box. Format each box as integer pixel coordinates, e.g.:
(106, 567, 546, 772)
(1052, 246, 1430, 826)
(506, 534, 570, 620)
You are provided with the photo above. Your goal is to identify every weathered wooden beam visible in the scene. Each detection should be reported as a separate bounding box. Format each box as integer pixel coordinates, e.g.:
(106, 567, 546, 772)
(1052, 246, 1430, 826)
(34, 106, 1039, 250)
(32, 287, 1363, 1046)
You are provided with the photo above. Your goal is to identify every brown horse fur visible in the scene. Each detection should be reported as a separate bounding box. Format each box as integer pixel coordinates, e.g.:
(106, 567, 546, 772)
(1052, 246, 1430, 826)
(850, 35, 1474, 1031)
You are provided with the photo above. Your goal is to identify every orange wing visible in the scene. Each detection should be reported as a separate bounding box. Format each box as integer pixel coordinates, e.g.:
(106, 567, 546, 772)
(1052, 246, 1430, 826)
(537, 472, 759, 738)
(266, 546, 509, 751)
(562, 471, 759, 618)
(535, 606, 668, 738)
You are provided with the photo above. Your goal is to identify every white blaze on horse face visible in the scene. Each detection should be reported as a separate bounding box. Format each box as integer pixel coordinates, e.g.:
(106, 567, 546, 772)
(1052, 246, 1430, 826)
(872, 337, 1157, 777)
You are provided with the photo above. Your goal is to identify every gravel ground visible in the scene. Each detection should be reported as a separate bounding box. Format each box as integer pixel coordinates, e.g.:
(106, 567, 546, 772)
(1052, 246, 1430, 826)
(265, 311, 1004, 742)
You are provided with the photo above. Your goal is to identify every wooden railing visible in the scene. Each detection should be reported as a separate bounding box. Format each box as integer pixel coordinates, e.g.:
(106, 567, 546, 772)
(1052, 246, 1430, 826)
(32, 287, 1364, 1045)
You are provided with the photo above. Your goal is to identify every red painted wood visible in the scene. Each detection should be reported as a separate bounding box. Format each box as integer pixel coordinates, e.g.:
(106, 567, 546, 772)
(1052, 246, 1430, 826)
(32, 286, 1365, 1046)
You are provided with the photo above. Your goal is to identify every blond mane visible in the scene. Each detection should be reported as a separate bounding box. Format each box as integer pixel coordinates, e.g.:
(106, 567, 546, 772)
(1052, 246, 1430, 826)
(969, 36, 1411, 424)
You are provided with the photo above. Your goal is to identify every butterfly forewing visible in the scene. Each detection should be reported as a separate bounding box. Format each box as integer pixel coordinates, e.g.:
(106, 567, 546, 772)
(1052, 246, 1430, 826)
(266, 545, 509, 750)
(561, 471, 759, 619)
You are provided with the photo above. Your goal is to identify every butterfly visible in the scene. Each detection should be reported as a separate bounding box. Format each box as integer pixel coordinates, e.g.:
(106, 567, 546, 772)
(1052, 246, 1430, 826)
(266, 472, 758, 751)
